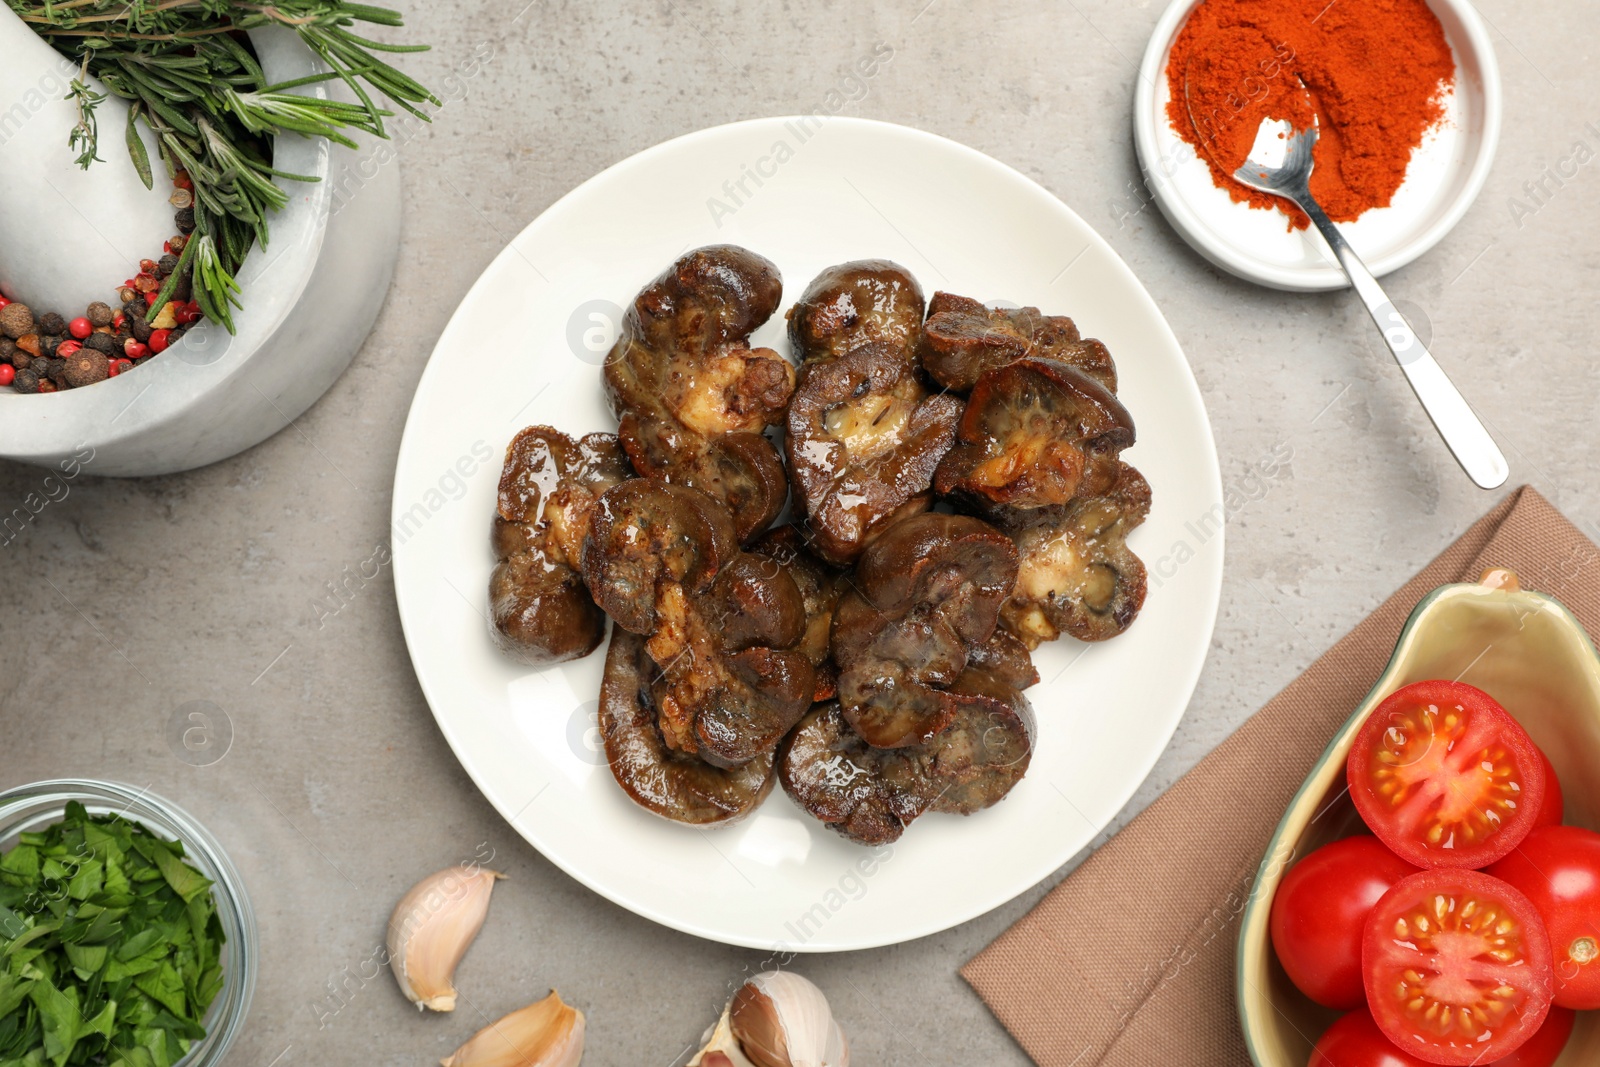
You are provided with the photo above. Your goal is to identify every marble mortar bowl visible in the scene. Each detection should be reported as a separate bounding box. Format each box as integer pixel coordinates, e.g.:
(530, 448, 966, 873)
(0, 27, 400, 477)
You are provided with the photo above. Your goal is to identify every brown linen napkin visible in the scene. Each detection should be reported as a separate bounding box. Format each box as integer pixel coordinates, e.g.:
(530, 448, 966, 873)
(963, 486, 1600, 1067)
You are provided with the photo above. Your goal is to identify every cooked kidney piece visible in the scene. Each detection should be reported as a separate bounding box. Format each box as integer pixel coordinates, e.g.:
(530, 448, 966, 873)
(831, 512, 1019, 748)
(786, 342, 961, 565)
(1001, 462, 1151, 646)
(584, 480, 814, 768)
(787, 259, 927, 365)
(600, 629, 775, 825)
(603, 245, 793, 541)
(920, 291, 1117, 394)
(749, 526, 846, 702)
(934, 357, 1134, 529)
(489, 426, 631, 665)
(778, 672, 1035, 845)
(785, 260, 959, 565)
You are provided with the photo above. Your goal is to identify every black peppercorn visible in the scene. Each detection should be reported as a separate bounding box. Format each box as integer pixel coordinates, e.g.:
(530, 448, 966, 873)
(157, 254, 179, 277)
(12, 368, 38, 393)
(64, 350, 109, 388)
(84, 333, 118, 356)
(45, 359, 68, 386)
(175, 207, 196, 234)
(38, 312, 67, 336)
(172, 273, 192, 302)
(0, 338, 15, 364)
(38, 335, 64, 358)
(9, 354, 30, 373)
(129, 315, 153, 343)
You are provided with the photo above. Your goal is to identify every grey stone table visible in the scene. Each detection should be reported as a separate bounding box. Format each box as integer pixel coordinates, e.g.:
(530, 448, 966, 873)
(2, 1, 1596, 1063)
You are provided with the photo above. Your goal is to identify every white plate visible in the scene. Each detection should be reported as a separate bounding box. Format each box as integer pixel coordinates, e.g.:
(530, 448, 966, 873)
(391, 117, 1224, 951)
(1133, 0, 1501, 292)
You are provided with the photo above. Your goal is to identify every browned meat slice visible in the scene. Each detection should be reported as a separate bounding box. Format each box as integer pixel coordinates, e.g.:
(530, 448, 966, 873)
(831, 512, 1019, 748)
(934, 358, 1134, 529)
(1001, 462, 1152, 646)
(787, 259, 926, 366)
(920, 291, 1117, 393)
(966, 628, 1040, 691)
(603, 245, 793, 541)
(584, 480, 814, 768)
(786, 342, 961, 565)
(489, 426, 630, 665)
(749, 526, 846, 702)
(777, 673, 1035, 845)
(599, 629, 774, 825)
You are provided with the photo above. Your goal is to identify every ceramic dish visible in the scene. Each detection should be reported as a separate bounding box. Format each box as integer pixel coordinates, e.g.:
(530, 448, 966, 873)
(1133, 0, 1502, 292)
(391, 115, 1224, 951)
(0, 25, 399, 477)
(0, 779, 257, 1067)
(1237, 570, 1600, 1066)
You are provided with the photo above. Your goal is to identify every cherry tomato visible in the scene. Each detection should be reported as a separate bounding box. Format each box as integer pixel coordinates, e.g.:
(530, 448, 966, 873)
(1487, 825, 1600, 1009)
(1347, 680, 1545, 869)
(1490, 1006, 1574, 1067)
(1316, 1005, 1577, 1067)
(1271, 836, 1420, 1008)
(1363, 869, 1553, 1065)
(1532, 748, 1563, 829)
(1312, 1010, 1429, 1067)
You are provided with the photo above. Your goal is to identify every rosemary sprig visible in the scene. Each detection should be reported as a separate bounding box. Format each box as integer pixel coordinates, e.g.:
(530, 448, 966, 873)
(11, 0, 439, 332)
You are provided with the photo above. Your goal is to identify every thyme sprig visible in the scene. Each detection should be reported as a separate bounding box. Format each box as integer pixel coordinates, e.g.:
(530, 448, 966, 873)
(10, 1, 439, 331)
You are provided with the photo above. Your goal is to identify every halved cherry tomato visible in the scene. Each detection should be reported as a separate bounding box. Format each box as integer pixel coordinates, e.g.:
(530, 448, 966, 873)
(1362, 869, 1553, 1065)
(1310, 1007, 1575, 1067)
(1270, 836, 1420, 1009)
(1347, 680, 1546, 869)
(1532, 748, 1563, 829)
(1487, 825, 1600, 1009)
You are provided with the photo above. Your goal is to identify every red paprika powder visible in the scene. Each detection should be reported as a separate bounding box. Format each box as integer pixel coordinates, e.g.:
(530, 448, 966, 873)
(1165, 0, 1455, 228)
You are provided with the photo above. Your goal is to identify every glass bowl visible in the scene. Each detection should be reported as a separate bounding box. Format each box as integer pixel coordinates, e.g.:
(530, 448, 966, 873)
(0, 779, 256, 1066)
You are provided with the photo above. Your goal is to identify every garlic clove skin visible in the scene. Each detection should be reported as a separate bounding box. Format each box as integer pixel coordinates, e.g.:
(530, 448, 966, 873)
(387, 864, 504, 1011)
(692, 971, 848, 1067)
(440, 990, 585, 1067)
(687, 1006, 756, 1067)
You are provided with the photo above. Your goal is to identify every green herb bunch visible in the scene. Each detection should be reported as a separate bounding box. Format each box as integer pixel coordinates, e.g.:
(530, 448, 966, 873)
(0, 802, 225, 1067)
(9, 0, 440, 332)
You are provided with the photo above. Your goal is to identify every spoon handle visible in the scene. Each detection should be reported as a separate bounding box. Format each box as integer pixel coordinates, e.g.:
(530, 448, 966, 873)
(1300, 199, 1510, 490)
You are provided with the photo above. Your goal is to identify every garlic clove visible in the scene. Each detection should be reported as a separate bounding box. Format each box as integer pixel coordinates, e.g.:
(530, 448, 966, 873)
(688, 1006, 756, 1067)
(440, 990, 585, 1067)
(387, 864, 504, 1011)
(691, 971, 848, 1067)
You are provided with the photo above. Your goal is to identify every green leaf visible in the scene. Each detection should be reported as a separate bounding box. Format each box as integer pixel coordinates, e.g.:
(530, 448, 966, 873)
(0, 849, 38, 884)
(124, 104, 153, 189)
(62, 945, 106, 982)
(26, 978, 79, 1067)
(0, 973, 31, 1018)
(131, 964, 184, 1019)
(145, 850, 208, 907)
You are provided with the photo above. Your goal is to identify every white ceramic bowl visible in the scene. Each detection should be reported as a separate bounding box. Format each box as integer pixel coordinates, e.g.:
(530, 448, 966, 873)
(0, 28, 399, 477)
(1133, 0, 1502, 292)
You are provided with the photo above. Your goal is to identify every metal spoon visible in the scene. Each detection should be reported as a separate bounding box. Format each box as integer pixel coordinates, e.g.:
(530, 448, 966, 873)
(1186, 85, 1508, 490)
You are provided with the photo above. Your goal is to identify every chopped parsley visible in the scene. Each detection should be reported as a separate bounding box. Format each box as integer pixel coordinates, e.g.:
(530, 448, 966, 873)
(0, 802, 225, 1067)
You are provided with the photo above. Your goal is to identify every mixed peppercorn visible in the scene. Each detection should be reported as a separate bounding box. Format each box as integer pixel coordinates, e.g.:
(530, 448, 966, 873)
(0, 172, 204, 394)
